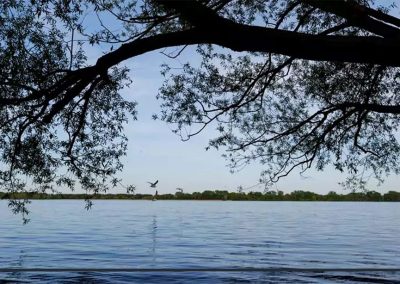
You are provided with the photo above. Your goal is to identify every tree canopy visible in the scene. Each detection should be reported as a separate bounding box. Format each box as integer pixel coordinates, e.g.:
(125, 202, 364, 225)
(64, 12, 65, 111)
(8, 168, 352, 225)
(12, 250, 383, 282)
(1, 0, 400, 215)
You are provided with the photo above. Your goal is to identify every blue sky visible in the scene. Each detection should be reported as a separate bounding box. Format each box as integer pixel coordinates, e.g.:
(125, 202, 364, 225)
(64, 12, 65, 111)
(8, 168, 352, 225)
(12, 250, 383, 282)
(99, 48, 400, 195)
(78, 2, 400, 195)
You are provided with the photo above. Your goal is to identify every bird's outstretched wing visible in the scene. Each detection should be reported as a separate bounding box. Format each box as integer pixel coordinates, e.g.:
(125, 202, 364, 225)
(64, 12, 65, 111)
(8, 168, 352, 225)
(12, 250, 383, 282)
(147, 180, 158, 187)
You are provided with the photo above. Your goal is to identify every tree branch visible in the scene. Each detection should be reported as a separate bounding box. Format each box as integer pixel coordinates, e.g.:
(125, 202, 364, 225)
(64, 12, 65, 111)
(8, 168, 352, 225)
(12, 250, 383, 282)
(150, 0, 400, 66)
(302, 0, 400, 38)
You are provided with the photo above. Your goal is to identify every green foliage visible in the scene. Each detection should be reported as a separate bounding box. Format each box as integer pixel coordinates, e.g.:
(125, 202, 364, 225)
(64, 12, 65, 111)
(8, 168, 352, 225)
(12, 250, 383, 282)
(383, 191, 400, 201)
(0, 0, 137, 216)
(2, 189, 398, 202)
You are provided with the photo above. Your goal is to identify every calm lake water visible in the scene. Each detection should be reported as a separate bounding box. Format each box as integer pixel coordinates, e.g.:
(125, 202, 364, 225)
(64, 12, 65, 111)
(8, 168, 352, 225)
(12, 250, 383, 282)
(0, 200, 399, 283)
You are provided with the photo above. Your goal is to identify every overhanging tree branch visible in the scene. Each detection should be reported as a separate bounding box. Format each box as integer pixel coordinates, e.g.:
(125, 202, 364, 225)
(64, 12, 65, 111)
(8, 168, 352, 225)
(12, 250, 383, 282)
(302, 0, 400, 38)
(150, 0, 400, 66)
(93, 23, 400, 74)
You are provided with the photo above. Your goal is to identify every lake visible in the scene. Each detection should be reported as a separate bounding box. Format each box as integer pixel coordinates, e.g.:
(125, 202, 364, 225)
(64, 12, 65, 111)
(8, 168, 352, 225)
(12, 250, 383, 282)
(0, 200, 399, 283)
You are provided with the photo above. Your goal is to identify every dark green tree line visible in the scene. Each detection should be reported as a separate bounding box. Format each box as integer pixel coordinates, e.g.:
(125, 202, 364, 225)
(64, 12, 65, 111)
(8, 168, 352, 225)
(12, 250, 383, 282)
(2, 189, 400, 201)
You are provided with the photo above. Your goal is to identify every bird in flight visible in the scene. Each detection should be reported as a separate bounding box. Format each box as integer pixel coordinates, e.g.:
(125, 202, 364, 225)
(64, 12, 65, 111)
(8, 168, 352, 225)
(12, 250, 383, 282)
(148, 180, 159, 188)
(176, 187, 183, 193)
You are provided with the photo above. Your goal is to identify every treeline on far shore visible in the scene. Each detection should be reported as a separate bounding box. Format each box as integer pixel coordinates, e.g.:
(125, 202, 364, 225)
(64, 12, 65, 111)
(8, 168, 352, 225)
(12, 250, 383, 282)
(1, 190, 400, 201)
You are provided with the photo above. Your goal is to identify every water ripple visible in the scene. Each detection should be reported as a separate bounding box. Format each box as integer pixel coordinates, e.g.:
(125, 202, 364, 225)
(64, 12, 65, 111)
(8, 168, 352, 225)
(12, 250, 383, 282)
(0, 201, 399, 283)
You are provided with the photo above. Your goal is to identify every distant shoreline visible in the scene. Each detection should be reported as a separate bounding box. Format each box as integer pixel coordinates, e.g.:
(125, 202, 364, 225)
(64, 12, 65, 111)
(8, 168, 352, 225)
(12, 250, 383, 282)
(1, 190, 399, 202)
